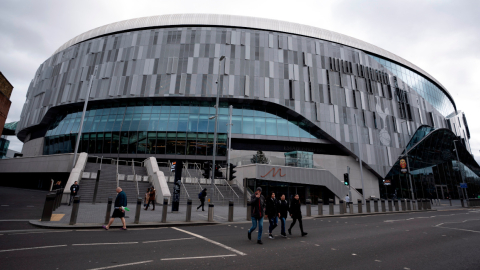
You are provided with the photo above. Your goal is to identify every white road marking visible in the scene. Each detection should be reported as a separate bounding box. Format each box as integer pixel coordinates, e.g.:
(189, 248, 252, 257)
(375, 260, 381, 262)
(214, 215, 227, 220)
(436, 227, 480, 233)
(315, 244, 319, 246)
(72, 242, 138, 246)
(0, 244, 67, 253)
(87, 260, 153, 270)
(143, 237, 195, 243)
(161, 254, 236, 261)
(8, 230, 72, 235)
(172, 227, 247, 256)
(352, 253, 357, 256)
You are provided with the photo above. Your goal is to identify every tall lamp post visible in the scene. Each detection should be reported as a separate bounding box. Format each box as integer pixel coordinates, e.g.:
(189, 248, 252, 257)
(210, 56, 225, 204)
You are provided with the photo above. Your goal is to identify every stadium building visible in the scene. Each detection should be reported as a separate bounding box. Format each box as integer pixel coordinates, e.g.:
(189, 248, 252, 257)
(13, 14, 480, 202)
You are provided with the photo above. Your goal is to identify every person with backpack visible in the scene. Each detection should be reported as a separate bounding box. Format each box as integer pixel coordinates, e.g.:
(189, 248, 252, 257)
(197, 188, 207, 211)
(68, 181, 80, 206)
(145, 187, 156, 210)
(266, 191, 279, 239)
(278, 194, 289, 237)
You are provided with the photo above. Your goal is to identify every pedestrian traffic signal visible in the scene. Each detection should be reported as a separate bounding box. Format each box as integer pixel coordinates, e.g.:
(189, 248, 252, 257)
(202, 162, 211, 179)
(344, 173, 349, 186)
(229, 163, 236, 181)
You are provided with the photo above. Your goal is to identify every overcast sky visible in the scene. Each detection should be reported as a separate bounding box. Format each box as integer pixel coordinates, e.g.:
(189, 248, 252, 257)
(1, 0, 479, 161)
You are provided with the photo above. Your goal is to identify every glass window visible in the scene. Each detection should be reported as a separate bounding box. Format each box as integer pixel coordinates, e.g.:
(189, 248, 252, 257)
(288, 121, 300, 137)
(254, 118, 265, 135)
(218, 116, 229, 133)
(277, 119, 289, 137)
(138, 114, 150, 131)
(166, 133, 176, 154)
(187, 114, 199, 133)
(96, 133, 104, 153)
(198, 115, 209, 133)
(176, 133, 186, 155)
(156, 132, 166, 154)
(129, 114, 141, 131)
(242, 116, 254, 134)
(111, 133, 119, 154)
(196, 133, 207, 156)
(137, 131, 147, 154)
(265, 118, 277, 136)
(167, 114, 179, 132)
(177, 114, 188, 132)
(128, 131, 138, 154)
(231, 116, 242, 134)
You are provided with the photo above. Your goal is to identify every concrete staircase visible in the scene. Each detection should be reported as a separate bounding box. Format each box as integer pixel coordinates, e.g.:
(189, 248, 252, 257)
(78, 162, 151, 204)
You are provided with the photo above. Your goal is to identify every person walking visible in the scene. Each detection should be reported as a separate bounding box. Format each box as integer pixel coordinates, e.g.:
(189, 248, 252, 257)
(345, 194, 350, 209)
(266, 191, 278, 239)
(248, 187, 266, 244)
(197, 188, 207, 211)
(68, 181, 80, 206)
(103, 187, 128, 230)
(145, 187, 156, 210)
(278, 194, 289, 238)
(288, 194, 307, 237)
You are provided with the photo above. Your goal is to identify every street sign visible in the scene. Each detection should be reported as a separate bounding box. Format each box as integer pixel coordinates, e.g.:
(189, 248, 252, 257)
(460, 183, 468, 188)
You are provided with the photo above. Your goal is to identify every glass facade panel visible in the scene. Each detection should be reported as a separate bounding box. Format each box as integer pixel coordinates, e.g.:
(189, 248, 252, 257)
(43, 102, 324, 156)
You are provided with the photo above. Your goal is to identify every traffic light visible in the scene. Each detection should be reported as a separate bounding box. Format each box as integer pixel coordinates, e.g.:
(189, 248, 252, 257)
(344, 173, 349, 186)
(202, 162, 211, 179)
(229, 163, 237, 181)
(214, 165, 223, 178)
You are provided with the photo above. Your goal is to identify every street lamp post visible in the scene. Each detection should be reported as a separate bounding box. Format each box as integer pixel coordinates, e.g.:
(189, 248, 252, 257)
(210, 56, 225, 205)
(72, 66, 98, 169)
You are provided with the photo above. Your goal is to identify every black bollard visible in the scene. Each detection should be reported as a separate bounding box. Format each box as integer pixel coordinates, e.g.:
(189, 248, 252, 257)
(381, 199, 386, 212)
(358, 199, 363, 213)
(134, 197, 142, 224)
(228, 200, 234, 222)
(339, 199, 345, 214)
(161, 198, 168, 223)
(41, 193, 57, 221)
(186, 199, 192, 222)
(374, 199, 379, 212)
(366, 199, 371, 213)
(105, 197, 113, 224)
(69, 196, 80, 225)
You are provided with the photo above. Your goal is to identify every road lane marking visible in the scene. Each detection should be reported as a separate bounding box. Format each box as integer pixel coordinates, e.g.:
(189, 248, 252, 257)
(161, 254, 236, 261)
(87, 260, 153, 270)
(0, 245, 67, 253)
(72, 242, 138, 246)
(143, 237, 195, 243)
(8, 230, 73, 235)
(172, 227, 247, 256)
(435, 226, 480, 233)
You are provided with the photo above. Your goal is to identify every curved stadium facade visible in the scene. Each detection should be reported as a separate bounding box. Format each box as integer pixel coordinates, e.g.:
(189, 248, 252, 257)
(16, 14, 479, 200)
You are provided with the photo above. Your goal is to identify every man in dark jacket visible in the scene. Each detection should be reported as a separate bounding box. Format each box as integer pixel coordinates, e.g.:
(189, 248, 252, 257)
(145, 187, 156, 210)
(197, 188, 207, 211)
(248, 187, 266, 244)
(69, 181, 80, 206)
(278, 194, 289, 237)
(103, 187, 128, 230)
(266, 191, 279, 239)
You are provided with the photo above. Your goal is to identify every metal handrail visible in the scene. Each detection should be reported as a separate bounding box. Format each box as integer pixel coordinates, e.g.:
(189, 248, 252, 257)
(224, 179, 239, 199)
(213, 181, 224, 199)
(99, 156, 103, 170)
(116, 158, 119, 188)
(193, 163, 204, 191)
(181, 181, 190, 198)
(132, 159, 139, 196)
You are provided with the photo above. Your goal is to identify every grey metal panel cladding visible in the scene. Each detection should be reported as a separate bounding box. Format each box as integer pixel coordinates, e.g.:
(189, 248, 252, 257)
(19, 25, 456, 179)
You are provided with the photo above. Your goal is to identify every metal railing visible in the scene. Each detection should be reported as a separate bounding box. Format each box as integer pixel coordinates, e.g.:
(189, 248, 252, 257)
(193, 163, 204, 191)
(132, 159, 139, 197)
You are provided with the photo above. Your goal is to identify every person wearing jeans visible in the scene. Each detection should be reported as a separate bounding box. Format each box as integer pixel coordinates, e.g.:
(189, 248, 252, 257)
(248, 187, 266, 244)
(277, 194, 289, 237)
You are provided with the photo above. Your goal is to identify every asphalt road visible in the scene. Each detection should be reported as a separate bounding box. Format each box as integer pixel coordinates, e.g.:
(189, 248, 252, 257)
(1, 187, 480, 270)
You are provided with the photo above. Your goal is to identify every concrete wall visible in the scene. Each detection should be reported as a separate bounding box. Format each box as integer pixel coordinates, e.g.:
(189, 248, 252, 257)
(144, 157, 171, 204)
(230, 149, 380, 200)
(21, 137, 44, 157)
(0, 153, 74, 173)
